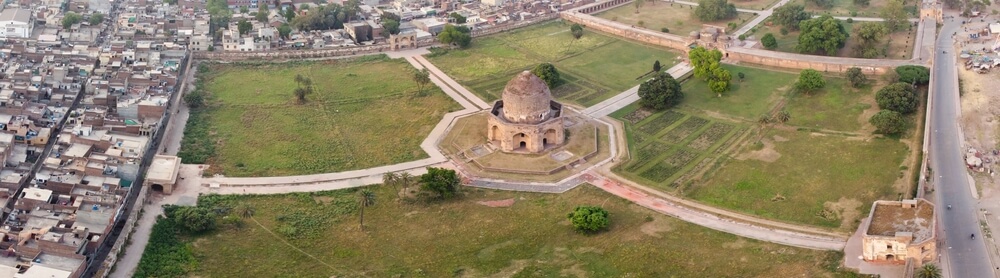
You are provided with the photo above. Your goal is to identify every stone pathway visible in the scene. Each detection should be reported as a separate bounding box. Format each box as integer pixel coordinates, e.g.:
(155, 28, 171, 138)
(581, 62, 693, 118)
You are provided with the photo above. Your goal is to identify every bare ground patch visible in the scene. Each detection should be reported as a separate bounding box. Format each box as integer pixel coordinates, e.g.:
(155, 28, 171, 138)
(476, 198, 516, 208)
(737, 137, 781, 162)
(823, 197, 863, 229)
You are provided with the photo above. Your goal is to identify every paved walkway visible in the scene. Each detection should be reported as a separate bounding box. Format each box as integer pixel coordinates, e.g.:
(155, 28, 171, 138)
(410, 55, 491, 110)
(581, 62, 693, 118)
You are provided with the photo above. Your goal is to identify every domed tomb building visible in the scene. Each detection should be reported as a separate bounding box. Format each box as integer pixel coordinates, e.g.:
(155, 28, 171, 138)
(487, 71, 565, 153)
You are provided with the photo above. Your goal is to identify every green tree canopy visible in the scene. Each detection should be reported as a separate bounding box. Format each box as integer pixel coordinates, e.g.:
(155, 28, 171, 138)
(638, 72, 684, 110)
(689, 47, 723, 80)
(449, 12, 467, 24)
(89, 12, 104, 25)
(62, 12, 83, 29)
(880, 0, 908, 32)
(567, 206, 610, 233)
(808, 0, 833, 8)
(875, 82, 919, 114)
(916, 264, 942, 278)
(707, 64, 732, 97)
(530, 63, 562, 89)
(795, 15, 849, 56)
(795, 69, 826, 94)
(771, 4, 811, 30)
(256, 5, 270, 22)
(653, 60, 662, 72)
(761, 33, 778, 49)
(420, 167, 461, 198)
(170, 206, 217, 233)
(845, 67, 867, 88)
(438, 24, 472, 48)
(695, 0, 738, 21)
(853, 22, 889, 58)
(895, 65, 930, 85)
(237, 19, 253, 36)
(870, 110, 906, 134)
(570, 23, 584, 39)
(278, 23, 293, 39)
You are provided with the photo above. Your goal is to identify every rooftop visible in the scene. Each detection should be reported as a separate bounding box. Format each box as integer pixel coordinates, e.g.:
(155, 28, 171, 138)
(0, 9, 31, 24)
(866, 199, 935, 243)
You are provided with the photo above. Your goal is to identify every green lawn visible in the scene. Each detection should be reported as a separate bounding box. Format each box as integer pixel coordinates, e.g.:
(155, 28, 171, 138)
(784, 78, 873, 132)
(798, 0, 918, 17)
(181, 56, 461, 177)
(426, 21, 679, 107)
(596, 3, 757, 35)
(680, 64, 797, 120)
(144, 185, 862, 277)
(686, 129, 909, 229)
(749, 21, 916, 59)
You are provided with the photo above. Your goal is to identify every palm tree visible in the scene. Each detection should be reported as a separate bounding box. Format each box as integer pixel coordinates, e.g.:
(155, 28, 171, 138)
(634, 0, 644, 13)
(382, 172, 399, 197)
(775, 110, 790, 124)
(233, 203, 255, 219)
(358, 189, 376, 230)
(916, 264, 942, 278)
(757, 113, 772, 127)
(398, 172, 414, 199)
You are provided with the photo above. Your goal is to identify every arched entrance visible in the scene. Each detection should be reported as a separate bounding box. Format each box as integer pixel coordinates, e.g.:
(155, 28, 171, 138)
(885, 254, 895, 261)
(543, 129, 558, 148)
(513, 133, 527, 150)
(151, 184, 164, 192)
(491, 125, 500, 141)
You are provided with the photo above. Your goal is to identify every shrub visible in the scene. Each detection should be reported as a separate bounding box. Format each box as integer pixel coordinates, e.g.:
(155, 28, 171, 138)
(780, 27, 789, 35)
(134, 217, 196, 277)
(895, 65, 930, 85)
(567, 206, 610, 233)
(870, 110, 906, 134)
(795, 69, 826, 94)
(738, 34, 747, 40)
(761, 33, 778, 49)
(846, 18, 854, 23)
(530, 63, 562, 89)
(845, 67, 867, 88)
(661, 27, 670, 33)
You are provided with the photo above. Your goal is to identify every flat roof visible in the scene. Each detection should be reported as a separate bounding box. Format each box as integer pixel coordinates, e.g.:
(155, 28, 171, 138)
(866, 199, 934, 243)
(22, 187, 52, 202)
(147, 155, 180, 184)
(0, 9, 31, 24)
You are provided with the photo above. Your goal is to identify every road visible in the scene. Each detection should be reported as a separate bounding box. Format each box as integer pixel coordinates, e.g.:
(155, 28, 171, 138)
(931, 17, 995, 277)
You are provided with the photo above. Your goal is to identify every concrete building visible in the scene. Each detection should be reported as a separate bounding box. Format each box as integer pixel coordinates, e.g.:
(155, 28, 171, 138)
(862, 199, 936, 266)
(487, 71, 565, 153)
(145, 155, 181, 194)
(482, 0, 505, 7)
(0, 9, 34, 38)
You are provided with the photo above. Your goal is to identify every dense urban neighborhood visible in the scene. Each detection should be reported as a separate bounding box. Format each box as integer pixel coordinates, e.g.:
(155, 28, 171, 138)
(0, 0, 996, 277)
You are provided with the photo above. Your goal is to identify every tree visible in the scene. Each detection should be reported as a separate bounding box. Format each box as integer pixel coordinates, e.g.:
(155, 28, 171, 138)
(570, 23, 584, 39)
(876, 82, 919, 114)
(531, 63, 561, 89)
(62, 12, 83, 29)
(438, 24, 472, 48)
(413, 68, 431, 95)
(853, 22, 887, 58)
(420, 167, 461, 198)
(233, 204, 255, 219)
(880, 0, 908, 32)
(854, 0, 870, 6)
(382, 172, 399, 194)
(256, 5, 270, 22)
(776, 110, 791, 123)
(695, 0, 738, 21)
(771, 4, 811, 30)
(398, 172, 415, 198)
(895, 65, 930, 85)
(449, 12, 467, 24)
(916, 264, 942, 278)
(870, 110, 906, 134)
(240, 6, 250, 14)
(808, 0, 834, 8)
(689, 47, 723, 80)
(707, 65, 732, 97)
(737, 72, 745, 82)
(284, 8, 296, 21)
(795, 15, 849, 56)
(171, 206, 216, 233)
(184, 91, 205, 109)
(638, 72, 684, 110)
(795, 69, 826, 94)
(757, 114, 773, 126)
(358, 189, 375, 230)
(293, 74, 313, 103)
(567, 206, 610, 233)
(89, 12, 105, 26)
(634, 0, 645, 13)
(237, 19, 253, 36)
(761, 33, 778, 49)
(846, 67, 867, 88)
(653, 60, 662, 73)
(278, 23, 292, 39)
(382, 19, 400, 38)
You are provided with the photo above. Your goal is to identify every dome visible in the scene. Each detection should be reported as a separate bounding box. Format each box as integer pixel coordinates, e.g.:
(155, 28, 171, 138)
(501, 71, 553, 124)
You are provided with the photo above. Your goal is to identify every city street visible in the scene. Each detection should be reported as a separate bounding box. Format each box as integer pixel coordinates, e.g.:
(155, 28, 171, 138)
(931, 16, 995, 277)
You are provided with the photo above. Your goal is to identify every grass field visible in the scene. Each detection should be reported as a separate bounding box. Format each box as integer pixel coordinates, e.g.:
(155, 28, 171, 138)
(426, 21, 679, 107)
(686, 129, 909, 229)
(596, 3, 758, 35)
(182, 57, 461, 177)
(153, 185, 862, 277)
(680, 64, 797, 119)
(784, 78, 874, 132)
(749, 21, 916, 59)
(798, 0, 919, 17)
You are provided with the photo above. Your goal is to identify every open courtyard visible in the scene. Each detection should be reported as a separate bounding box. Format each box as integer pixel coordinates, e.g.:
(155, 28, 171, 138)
(178, 56, 461, 177)
(426, 20, 681, 107)
(748, 20, 917, 60)
(596, 3, 758, 35)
